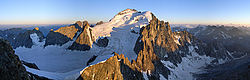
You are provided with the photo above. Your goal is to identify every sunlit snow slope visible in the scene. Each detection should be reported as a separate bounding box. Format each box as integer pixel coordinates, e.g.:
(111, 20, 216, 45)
(93, 9, 152, 61)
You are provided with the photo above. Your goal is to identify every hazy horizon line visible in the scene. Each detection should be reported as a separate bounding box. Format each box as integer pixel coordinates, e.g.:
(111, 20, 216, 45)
(0, 23, 249, 25)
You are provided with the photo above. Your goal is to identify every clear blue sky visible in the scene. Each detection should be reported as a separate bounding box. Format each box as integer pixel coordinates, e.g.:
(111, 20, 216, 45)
(0, 0, 250, 24)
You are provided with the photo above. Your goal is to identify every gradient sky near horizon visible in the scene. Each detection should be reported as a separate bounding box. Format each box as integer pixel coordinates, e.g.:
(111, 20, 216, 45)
(0, 0, 250, 24)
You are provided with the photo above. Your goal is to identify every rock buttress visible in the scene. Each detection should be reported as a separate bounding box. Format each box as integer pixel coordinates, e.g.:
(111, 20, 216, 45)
(68, 21, 94, 51)
(0, 38, 30, 80)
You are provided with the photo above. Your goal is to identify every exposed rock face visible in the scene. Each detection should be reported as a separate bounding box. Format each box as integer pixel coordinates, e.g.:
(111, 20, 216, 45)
(78, 53, 143, 80)
(0, 38, 30, 80)
(96, 21, 104, 25)
(0, 28, 45, 49)
(78, 53, 123, 80)
(68, 21, 94, 51)
(54, 25, 79, 40)
(133, 14, 183, 73)
(44, 30, 71, 47)
(95, 37, 109, 47)
(44, 21, 82, 47)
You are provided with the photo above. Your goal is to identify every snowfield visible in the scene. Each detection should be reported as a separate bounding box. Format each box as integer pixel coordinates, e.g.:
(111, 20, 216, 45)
(16, 33, 114, 79)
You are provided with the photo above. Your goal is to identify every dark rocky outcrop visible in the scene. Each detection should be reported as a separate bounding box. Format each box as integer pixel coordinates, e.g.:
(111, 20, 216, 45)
(28, 72, 51, 80)
(0, 38, 51, 80)
(0, 38, 30, 80)
(21, 61, 40, 70)
(68, 21, 94, 51)
(95, 37, 109, 47)
(86, 55, 97, 66)
(44, 31, 71, 47)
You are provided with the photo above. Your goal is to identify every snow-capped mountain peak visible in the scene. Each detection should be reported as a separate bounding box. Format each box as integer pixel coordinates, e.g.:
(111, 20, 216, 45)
(91, 9, 153, 61)
(92, 9, 152, 38)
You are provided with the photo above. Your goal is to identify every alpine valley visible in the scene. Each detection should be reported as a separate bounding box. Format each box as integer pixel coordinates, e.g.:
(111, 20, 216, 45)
(0, 9, 250, 80)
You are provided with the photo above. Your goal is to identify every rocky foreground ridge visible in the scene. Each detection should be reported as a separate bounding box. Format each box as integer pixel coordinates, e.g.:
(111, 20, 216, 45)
(0, 38, 30, 80)
(0, 38, 50, 80)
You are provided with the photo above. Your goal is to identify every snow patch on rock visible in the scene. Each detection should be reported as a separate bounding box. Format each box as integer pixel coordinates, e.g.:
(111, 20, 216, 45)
(30, 33, 44, 47)
(143, 72, 149, 80)
(174, 35, 181, 45)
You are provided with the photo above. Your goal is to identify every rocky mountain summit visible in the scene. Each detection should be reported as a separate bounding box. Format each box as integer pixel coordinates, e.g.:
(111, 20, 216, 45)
(44, 20, 95, 51)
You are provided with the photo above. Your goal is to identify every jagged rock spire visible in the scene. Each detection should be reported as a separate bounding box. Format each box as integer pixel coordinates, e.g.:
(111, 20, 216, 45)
(68, 21, 94, 51)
